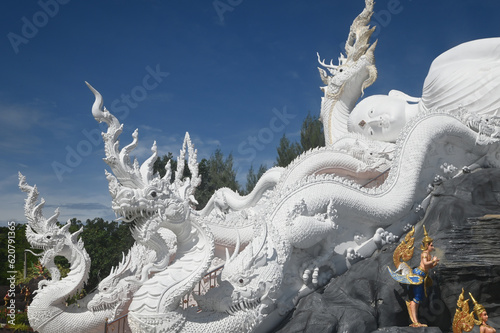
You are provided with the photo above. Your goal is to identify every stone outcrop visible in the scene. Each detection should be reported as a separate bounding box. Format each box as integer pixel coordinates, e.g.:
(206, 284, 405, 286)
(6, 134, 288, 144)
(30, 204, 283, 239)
(275, 168, 500, 333)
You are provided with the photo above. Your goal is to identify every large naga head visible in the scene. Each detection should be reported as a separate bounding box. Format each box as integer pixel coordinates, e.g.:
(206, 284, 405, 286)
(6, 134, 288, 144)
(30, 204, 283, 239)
(317, 0, 378, 103)
(86, 82, 201, 224)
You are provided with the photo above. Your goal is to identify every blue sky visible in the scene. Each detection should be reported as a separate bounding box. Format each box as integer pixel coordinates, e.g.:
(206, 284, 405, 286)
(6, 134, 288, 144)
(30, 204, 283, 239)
(1, 0, 499, 227)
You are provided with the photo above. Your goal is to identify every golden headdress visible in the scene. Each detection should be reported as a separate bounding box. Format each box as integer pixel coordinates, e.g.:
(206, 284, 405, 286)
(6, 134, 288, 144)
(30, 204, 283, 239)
(469, 293, 486, 324)
(452, 289, 475, 333)
(420, 225, 433, 250)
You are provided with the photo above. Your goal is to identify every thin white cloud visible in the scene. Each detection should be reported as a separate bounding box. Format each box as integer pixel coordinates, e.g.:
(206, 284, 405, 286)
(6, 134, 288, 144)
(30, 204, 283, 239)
(287, 71, 300, 79)
(0, 104, 44, 131)
(0, 101, 76, 154)
(287, 130, 301, 139)
(138, 124, 163, 133)
(0, 186, 115, 227)
(147, 91, 174, 103)
(0, 191, 29, 227)
(203, 139, 222, 147)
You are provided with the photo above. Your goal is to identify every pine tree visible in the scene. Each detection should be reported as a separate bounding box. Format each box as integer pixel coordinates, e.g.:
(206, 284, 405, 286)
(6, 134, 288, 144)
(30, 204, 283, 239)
(300, 111, 325, 151)
(276, 134, 302, 167)
(196, 149, 240, 208)
(245, 164, 267, 194)
(152, 152, 191, 182)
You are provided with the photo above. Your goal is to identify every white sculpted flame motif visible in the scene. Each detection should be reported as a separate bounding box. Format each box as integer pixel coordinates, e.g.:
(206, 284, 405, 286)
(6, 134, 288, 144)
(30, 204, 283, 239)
(22, 0, 500, 332)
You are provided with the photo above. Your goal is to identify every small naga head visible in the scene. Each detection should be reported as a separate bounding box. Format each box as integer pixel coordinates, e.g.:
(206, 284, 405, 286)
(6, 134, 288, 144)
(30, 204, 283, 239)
(19, 173, 82, 266)
(86, 82, 201, 224)
(88, 243, 154, 314)
(87, 270, 125, 314)
(317, 0, 377, 104)
(198, 224, 283, 316)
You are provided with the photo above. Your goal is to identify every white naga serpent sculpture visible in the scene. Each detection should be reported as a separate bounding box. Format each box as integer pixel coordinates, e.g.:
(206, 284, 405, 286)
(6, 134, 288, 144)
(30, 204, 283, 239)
(19, 173, 157, 333)
(22, 0, 500, 332)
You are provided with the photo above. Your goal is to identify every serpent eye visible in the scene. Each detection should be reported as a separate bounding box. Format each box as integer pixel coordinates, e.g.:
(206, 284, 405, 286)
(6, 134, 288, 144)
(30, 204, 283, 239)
(146, 189, 158, 199)
(236, 277, 248, 286)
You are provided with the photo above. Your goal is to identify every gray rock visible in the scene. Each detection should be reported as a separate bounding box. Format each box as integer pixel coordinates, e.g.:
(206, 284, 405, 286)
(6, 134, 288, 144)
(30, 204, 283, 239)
(274, 168, 500, 333)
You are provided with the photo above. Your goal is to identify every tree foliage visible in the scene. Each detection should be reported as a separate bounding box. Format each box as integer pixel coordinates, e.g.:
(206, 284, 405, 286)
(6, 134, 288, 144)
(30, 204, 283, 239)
(276, 134, 302, 167)
(0, 224, 34, 285)
(0, 220, 134, 295)
(153, 152, 191, 182)
(245, 164, 267, 194)
(70, 218, 134, 292)
(300, 111, 325, 151)
(153, 148, 241, 209)
(275, 111, 325, 167)
(196, 149, 240, 208)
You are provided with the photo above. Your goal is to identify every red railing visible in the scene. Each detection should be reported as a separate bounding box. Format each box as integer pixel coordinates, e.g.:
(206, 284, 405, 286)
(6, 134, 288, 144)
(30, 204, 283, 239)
(104, 264, 224, 332)
(181, 265, 224, 308)
(104, 313, 130, 333)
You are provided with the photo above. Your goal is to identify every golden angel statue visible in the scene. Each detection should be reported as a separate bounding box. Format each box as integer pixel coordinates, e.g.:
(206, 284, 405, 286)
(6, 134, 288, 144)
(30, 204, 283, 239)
(387, 226, 439, 327)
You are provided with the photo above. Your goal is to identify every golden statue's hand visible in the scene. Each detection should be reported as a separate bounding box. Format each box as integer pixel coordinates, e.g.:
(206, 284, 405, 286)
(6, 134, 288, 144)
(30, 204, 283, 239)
(432, 257, 439, 266)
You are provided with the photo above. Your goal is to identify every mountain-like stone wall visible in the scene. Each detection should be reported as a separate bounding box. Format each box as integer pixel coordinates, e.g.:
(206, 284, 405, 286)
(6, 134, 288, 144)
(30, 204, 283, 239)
(275, 168, 500, 333)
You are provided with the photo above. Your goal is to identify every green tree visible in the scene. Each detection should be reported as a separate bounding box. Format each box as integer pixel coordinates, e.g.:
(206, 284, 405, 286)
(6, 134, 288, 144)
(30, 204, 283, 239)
(0, 224, 37, 285)
(276, 134, 302, 167)
(194, 158, 210, 207)
(275, 111, 325, 167)
(195, 149, 240, 208)
(245, 164, 267, 194)
(153, 152, 191, 182)
(1, 219, 134, 295)
(300, 111, 325, 151)
(78, 218, 134, 292)
(153, 152, 175, 180)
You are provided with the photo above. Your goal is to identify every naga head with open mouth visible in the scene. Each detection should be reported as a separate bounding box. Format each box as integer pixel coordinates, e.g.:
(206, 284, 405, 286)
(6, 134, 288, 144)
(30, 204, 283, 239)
(317, 0, 378, 145)
(86, 82, 201, 228)
(195, 223, 283, 320)
(88, 242, 156, 315)
(19, 173, 82, 268)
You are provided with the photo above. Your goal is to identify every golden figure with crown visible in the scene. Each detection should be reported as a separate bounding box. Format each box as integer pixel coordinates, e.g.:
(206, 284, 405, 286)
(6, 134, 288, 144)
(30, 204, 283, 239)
(453, 289, 497, 333)
(388, 226, 439, 327)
